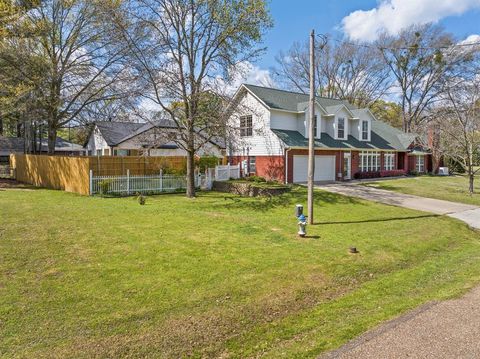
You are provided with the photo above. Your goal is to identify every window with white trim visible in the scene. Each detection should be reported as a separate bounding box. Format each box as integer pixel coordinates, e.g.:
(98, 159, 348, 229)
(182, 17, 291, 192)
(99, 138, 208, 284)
(337, 117, 346, 139)
(249, 156, 256, 174)
(240, 115, 253, 137)
(384, 152, 395, 171)
(361, 120, 369, 141)
(360, 151, 381, 172)
(416, 156, 425, 172)
(313, 115, 318, 138)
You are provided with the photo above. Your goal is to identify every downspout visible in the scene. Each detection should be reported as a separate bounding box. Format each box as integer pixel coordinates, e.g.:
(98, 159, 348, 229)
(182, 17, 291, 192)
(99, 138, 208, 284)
(285, 148, 291, 184)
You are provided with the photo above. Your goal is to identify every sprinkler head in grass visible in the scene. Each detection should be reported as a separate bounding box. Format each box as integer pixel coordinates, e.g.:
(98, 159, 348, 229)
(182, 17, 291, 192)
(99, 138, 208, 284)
(349, 247, 359, 254)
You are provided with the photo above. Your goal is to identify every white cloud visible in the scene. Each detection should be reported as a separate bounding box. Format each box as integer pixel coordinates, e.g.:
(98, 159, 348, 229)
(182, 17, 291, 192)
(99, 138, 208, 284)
(459, 34, 480, 45)
(342, 0, 480, 42)
(212, 61, 275, 95)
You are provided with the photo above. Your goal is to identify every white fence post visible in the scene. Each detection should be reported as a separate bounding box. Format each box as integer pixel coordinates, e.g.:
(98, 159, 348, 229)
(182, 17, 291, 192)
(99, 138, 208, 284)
(159, 169, 163, 192)
(89, 170, 93, 196)
(127, 169, 130, 195)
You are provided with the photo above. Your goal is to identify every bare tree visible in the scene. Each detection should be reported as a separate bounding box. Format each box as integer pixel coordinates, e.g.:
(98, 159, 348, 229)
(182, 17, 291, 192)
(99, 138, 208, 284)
(22, 0, 134, 153)
(273, 38, 392, 107)
(114, 0, 272, 197)
(378, 24, 475, 133)
(435, 75, 480, 194)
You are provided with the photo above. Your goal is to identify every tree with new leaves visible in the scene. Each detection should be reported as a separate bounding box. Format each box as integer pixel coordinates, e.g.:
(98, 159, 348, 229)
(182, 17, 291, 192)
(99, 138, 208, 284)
(114, 0, 272, 198)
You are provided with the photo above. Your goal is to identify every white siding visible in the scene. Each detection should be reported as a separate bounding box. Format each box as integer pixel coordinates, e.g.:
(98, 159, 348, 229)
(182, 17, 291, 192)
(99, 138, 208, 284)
(270, 110, 298, 130)
(350, 119, 360, 139)
(228, 92, 285, 156)
(85, 126, 110, 154)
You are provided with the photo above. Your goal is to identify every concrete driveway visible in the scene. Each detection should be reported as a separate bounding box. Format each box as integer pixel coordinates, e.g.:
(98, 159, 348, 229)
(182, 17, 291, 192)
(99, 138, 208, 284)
(318, 183, 480, 230)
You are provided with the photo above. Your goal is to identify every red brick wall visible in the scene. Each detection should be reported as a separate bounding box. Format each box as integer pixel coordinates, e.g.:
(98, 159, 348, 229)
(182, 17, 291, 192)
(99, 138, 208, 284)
(230, 155, 285, 182)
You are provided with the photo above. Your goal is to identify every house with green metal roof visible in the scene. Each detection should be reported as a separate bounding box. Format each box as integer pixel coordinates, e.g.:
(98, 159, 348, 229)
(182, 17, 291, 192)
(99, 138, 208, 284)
(228, 84, 432, 183)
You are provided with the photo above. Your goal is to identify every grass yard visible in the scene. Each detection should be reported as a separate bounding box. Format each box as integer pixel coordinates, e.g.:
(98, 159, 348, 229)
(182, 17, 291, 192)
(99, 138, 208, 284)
(362, 174, 480, 206)
(2, 186, 480, 358)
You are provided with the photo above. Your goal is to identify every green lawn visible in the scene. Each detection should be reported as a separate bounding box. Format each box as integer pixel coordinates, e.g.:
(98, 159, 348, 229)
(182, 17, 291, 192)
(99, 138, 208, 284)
(362, 174, 480, 206)
(2, 187, 480, 358)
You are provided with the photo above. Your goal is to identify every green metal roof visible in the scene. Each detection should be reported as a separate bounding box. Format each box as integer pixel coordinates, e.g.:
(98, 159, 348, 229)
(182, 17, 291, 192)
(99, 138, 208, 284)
(272, 119, 413, 151)
(244, 84, 356, 112)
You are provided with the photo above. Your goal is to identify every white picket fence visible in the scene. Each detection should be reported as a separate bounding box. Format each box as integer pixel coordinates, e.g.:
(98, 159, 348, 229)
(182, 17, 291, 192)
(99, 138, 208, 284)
(214, 164, 240, 181)
(89, 164, 239, 196)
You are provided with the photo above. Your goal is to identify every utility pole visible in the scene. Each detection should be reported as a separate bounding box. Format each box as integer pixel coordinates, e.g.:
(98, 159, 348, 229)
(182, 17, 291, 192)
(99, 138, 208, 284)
(307, 29, 315, 225)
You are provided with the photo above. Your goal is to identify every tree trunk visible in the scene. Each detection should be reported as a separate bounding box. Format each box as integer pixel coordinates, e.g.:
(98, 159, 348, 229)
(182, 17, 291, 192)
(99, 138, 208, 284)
(469, 172, 474, 195)
(47, 126, 57, 155)
(186, 149, 196, 198)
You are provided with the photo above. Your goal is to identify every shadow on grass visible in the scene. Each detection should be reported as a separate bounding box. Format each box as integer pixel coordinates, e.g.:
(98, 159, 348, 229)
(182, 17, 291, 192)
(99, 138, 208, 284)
(314, 214, 440, 225)
(221, 187, 362, 212)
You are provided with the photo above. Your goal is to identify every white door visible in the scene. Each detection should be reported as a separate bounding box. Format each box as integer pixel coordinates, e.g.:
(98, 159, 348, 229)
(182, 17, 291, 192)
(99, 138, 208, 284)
(343, 153, 351, 180)
(293, 155, 336, 183)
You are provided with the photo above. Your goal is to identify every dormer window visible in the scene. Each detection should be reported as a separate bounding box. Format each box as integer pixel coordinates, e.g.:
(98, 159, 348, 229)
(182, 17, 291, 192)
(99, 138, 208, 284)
(337, 117, 345, 139)
(361, 120, 369, 141)
(240, 115, 253, 137)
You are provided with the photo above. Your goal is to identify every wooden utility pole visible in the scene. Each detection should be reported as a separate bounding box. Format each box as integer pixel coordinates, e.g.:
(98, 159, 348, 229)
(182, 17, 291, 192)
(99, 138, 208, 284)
(307, 29, 315, 225)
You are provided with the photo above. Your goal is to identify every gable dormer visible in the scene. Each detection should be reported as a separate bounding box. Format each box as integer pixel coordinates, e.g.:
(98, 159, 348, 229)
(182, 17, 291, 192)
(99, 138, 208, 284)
(350, 109, 374, 142)
(325, 105, 354, 140)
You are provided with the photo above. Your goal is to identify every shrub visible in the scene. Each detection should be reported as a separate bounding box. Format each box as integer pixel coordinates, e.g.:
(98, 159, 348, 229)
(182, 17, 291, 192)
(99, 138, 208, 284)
(379, 170, 406, 177)
(245, 175, 267, 183)
(353, 170, 407, 179)
(98, 179, 113, 195)
(197, 156, 220, 172)
(353, 171, 381, 179)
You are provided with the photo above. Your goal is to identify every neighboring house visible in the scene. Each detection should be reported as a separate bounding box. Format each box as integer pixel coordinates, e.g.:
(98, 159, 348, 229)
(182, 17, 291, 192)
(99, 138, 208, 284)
(0, 136, 84, 163)
(84, 120, 226, 158)
(227, 84, 432, 183)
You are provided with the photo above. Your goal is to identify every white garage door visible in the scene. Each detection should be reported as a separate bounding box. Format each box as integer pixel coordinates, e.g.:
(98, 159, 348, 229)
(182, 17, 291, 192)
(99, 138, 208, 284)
(293, 155, 336, 183)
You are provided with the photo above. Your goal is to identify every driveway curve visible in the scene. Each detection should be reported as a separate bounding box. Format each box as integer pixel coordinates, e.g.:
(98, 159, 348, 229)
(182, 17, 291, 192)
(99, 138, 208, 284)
(318, 183, 480, 230)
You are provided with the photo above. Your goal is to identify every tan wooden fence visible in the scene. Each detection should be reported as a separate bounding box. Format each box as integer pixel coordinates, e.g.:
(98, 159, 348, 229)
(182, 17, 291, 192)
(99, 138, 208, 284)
(10, 154, 188, 195)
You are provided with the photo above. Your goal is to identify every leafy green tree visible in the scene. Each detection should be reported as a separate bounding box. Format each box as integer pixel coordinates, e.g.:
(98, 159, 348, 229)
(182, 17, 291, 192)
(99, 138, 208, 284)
(369, 99, 403, 129)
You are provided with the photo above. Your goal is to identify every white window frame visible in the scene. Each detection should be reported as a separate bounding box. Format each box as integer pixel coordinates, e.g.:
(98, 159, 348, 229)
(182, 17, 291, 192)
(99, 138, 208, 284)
(384, 152, 395, 171)
(240, 115, 253, 137)
(361, 120, 370, 141)
(249, 156, 256, 174)
(336, 117, 347, 140)
(416, 156, 425, 172)
(359, 151, 381, 172)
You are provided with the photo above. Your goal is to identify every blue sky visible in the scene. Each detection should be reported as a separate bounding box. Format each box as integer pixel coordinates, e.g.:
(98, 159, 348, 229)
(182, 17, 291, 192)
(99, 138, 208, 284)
(251, 0, 480, 78)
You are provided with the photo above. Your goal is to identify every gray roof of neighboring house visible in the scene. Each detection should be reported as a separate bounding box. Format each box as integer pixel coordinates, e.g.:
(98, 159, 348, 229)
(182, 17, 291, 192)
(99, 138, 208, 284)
(0, 136, 83, 154)
(95, 121, 144, 146)
(244, 84, 357, 112)
(94, 120, 226, 149)
(0, 136, 24, 153)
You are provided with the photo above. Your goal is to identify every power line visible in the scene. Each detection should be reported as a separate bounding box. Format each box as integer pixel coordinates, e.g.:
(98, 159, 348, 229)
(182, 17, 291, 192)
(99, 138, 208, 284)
(323, 34, 480, 51)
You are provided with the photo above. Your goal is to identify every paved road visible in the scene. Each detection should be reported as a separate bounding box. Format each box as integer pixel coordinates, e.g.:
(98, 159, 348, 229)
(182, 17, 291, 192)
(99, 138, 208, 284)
(316, 182, 480, 358)
(318, 183, 480, 230)
(320, 286, 480, 359)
